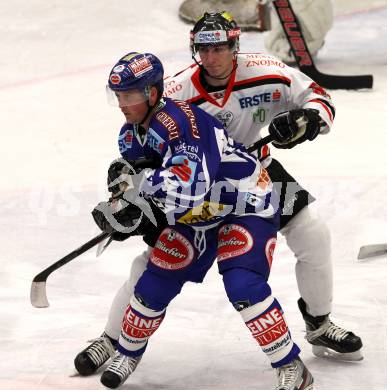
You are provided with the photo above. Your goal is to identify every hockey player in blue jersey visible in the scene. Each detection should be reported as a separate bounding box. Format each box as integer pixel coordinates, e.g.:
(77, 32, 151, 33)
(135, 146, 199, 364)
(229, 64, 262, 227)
(76, 14, 362, 381)
(86, 52, 314, 390)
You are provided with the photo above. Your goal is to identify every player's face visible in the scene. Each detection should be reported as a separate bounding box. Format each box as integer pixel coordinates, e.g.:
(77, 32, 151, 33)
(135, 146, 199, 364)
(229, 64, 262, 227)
(198, 44, 234, 79)
(115, 90, 149, 124)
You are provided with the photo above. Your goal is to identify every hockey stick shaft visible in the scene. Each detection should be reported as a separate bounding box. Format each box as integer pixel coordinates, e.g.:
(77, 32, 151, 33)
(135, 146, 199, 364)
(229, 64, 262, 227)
(30, 231, 110, 307)
(272, 0, 373, 89)
(30, 159, 160, 307)
(32, 231, 110, 283)
(247, 134, 273, 153)
(247, 115, 309, 153)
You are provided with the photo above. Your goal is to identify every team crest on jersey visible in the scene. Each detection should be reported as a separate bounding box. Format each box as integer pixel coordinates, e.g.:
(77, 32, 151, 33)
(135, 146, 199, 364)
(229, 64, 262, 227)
(215, 111, 234, 129)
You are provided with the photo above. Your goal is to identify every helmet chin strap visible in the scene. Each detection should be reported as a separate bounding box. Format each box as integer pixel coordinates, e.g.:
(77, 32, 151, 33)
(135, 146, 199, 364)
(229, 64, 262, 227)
(139, 102, 154, 126)
(138, 88, 163, 126)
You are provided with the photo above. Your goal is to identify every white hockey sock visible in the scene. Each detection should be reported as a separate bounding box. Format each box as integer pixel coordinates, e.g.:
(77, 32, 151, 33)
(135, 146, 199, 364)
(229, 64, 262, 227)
(281, 207, 333, 316)
(105, 248, 150, 339)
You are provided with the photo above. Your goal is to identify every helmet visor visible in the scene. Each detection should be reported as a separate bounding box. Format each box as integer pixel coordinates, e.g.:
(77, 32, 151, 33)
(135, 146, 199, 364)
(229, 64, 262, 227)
(106, 85, 149, 107)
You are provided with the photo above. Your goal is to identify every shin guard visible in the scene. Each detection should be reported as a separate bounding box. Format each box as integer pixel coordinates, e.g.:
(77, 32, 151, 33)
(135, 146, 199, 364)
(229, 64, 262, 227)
(240, 296, 300, 367)
(118, 295, 165, 356)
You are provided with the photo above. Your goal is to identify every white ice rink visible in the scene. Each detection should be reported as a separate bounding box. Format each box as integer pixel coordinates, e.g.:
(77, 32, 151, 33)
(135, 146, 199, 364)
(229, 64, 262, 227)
(1, 1, 387, 389)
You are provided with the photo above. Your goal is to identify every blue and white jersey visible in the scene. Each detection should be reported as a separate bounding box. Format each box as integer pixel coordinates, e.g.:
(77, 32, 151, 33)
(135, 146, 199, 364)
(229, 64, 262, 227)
(118, 97, 277, 226)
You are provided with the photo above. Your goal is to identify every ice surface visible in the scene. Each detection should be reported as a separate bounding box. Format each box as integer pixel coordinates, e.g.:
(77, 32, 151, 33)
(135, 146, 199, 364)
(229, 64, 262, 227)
(1, 1, 387, 389)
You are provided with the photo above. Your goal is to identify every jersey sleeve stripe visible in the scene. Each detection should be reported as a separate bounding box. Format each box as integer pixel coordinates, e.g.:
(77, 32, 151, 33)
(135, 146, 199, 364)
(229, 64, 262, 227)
(307, 98, 335, 122)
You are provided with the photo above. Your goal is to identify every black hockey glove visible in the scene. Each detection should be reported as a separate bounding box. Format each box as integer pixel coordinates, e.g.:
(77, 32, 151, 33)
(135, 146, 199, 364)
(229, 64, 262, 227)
(97, 157, 166, 243)
(268, 109, 321, 149)
(92, 199, 154, 241)
(107, 157, 161, 199)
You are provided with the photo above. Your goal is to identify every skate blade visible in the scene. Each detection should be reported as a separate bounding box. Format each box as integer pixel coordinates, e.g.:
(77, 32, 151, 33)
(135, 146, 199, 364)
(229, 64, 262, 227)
(312, 345, 363, 362)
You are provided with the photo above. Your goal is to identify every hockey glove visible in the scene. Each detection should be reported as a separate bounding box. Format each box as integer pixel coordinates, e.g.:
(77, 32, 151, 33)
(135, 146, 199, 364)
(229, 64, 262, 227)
(107, 157, 161, 199)
(268, 108, 321, 149)
(92, 199, 154, 241)
(98, 157, 166, 242)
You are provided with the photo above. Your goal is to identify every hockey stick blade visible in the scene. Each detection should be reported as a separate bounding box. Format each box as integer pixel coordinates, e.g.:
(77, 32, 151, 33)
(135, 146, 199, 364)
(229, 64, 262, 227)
(358, 243, 387, 260)
(272, 0, 373, 90)
(30, 281, 49, 308)
(300, 66, 373, 90)
(30, 232, 110, 308)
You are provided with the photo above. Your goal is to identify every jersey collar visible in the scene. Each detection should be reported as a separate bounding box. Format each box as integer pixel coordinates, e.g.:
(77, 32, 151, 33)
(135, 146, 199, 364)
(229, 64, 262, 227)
(191, 60, 237, 108)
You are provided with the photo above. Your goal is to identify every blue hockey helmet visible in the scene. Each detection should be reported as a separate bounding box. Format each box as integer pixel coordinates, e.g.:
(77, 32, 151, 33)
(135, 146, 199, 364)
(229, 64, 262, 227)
(107, 52, 164, 106)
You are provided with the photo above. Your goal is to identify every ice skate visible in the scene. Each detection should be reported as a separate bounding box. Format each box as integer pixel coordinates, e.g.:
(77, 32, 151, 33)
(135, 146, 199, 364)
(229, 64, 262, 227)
(298, 298, 363, 361)
(74, 332, 116, 376)
(275, 357, 314, 390)
(100, 351, 142, 389)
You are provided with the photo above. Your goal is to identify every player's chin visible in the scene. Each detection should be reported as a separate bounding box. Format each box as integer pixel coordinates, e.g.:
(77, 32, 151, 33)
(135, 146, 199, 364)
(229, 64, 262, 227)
(207, 68, 226, 79)
(123, 113, 134, 123)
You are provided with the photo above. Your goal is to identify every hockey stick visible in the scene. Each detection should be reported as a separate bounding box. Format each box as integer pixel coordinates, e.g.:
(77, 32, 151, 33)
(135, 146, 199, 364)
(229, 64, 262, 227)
(96, 235, 114, 257)
(30, 159, 160, 308)
(272, 0, 373, 90)
(30, 231, 110, 308)
(247, 115, 308, 153)
(247, 134, 273, 153)
(358, 243, 387, 260)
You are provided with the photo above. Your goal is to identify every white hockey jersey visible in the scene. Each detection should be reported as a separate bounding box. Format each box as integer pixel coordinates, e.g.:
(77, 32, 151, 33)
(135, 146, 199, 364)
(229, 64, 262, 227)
(164, 53, 335, 164)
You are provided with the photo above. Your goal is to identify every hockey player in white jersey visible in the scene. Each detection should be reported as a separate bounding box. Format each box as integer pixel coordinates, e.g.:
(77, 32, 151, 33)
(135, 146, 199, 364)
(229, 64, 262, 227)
(170, 10, 362, 360)
(74, 11, 362, 389)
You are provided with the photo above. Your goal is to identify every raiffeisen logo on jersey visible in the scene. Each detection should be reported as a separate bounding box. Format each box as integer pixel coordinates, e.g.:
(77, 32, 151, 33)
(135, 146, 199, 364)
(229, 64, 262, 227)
(195, 30, 227, 44)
